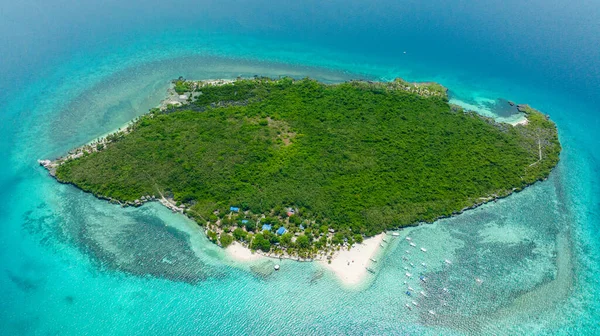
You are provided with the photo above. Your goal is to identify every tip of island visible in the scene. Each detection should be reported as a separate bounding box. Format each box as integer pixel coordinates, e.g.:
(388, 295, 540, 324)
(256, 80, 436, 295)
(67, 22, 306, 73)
(39, 76, 561, 286)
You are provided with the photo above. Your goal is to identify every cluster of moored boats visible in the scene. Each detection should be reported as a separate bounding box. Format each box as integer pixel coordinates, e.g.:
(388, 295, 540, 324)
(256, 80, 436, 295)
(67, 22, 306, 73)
(399, 235, 452, 316)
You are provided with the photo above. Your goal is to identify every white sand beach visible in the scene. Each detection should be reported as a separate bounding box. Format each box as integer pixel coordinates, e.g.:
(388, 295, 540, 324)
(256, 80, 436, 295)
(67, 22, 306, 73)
(226, 242, 263, 262)
(321, 233, 385, 286)
(510, 118, 529, 126)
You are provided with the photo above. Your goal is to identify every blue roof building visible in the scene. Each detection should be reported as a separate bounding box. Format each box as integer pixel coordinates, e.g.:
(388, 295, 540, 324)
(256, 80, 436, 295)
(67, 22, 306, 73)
(241, 219, 249, 224)
(262, 224, 272, 231)
(230, 206, 240, 212)
(276, 227, 287, 235)
(299, 224, 305, 230)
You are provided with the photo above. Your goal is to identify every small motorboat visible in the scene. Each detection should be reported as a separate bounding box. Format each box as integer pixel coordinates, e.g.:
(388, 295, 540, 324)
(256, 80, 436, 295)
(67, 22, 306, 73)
(392, 232, 400, 236)
(419, 276, 427, 282)
(428, 310, 435, 315)
(405, 291, 411, 296)
(420, 247, 427, 252)
(420, 291, 428, 297)
(406, 237, 412, 241)
(405, 303, 412, 310)
(444, 259, 452, 264)
(421, 262, 427, 267)
(412, 301, 418, 306)
(409, 242, 416, 247)
(408, 286, 414, 291)
(405, 272, 412, 278)
(442, 287, 449, 292)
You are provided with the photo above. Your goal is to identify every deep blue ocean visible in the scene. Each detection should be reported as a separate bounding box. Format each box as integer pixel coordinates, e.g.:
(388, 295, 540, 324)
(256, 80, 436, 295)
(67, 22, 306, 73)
(1, 0, 599, 334)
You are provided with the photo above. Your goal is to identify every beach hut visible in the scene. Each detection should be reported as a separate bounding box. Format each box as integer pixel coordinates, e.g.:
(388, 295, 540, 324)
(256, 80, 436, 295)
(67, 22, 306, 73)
(230, 206, 240, 212)
(262, 224, 272, 231)
(276, 227, 287, 235)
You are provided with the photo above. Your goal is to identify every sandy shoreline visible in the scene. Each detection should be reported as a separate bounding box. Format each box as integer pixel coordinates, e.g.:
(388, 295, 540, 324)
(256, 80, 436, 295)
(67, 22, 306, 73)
(225, 234, 386, 286)
(320, 233, 385, 286)
(226, 242, 264, 262)
(510, 117, 529, 126)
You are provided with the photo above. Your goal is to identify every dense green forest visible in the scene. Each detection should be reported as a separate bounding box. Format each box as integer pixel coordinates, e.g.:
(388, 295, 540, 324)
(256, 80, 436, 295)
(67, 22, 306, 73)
(54, 77, 560, 254)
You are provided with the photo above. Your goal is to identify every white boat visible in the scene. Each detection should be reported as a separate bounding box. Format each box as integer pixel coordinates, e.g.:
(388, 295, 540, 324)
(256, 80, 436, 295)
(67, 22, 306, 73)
(392, 232, 400, 236)
(412, 301, 418, 306)
(405, 272, 412, 278)
(421, 262, 427, 267)
(405, 303, 412, 310)
(420, 247, 427, 252)
(443, 287, 449, 292)
(406, 237, 412, 241)
(410, 262, 415, 267)
(404, 266, 409, 270)
(444, 259, 452, 264)
(476, 278, 483, 284)
(408, 286, 414, 291)
(420, 291, 428, 297)
(428, 310, 435, 315)
(409, 242, 416, 247)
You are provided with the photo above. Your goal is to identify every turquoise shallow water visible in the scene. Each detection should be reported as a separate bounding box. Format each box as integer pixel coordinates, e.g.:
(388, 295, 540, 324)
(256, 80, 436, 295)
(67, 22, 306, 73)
(1, 1, 600, 334)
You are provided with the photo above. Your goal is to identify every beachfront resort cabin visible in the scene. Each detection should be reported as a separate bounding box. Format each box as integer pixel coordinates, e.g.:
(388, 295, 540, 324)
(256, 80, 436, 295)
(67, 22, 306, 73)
(262, 224, 272, 232)
(230, 206, 240, 212)
(277, 227, 287, 235)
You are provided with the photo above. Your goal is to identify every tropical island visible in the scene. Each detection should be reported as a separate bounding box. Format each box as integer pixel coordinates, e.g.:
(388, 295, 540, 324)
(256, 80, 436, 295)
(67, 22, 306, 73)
(40, 77, 560, 270)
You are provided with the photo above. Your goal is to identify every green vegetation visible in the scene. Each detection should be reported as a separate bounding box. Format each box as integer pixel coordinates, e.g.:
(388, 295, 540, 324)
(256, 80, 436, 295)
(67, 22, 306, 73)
(173, 79, 193, 95)
(53, 77, 560, 257)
